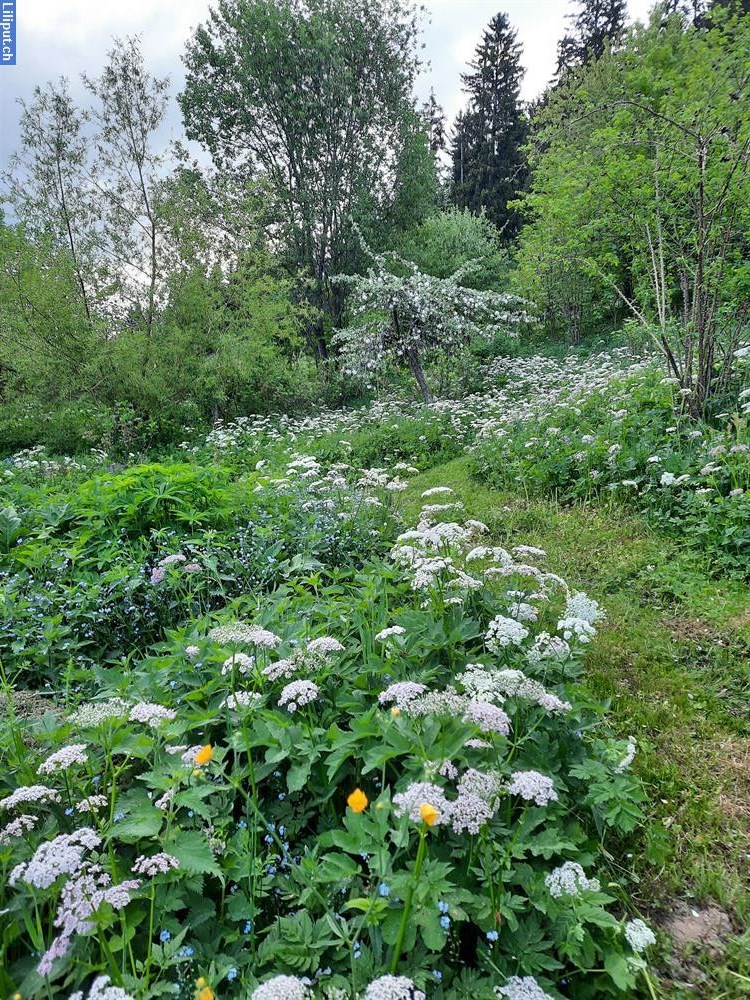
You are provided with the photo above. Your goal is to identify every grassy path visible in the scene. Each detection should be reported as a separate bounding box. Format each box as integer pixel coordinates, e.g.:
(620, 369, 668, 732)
(399, 456, 750, 997)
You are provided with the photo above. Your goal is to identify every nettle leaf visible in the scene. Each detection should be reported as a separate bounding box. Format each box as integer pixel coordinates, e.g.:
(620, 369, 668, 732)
(109, 808, 163, 842)
(167, 830, 222, 879)
(257, 911, 334, 973)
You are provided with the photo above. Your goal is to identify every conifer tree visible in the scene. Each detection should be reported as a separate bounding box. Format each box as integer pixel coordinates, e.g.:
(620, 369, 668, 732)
(555, 0, 627, 79)
(449, 12, 527, 240)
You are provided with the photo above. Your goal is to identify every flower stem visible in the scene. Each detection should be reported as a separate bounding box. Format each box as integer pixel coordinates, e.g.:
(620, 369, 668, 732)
(389, 824, 427, 973)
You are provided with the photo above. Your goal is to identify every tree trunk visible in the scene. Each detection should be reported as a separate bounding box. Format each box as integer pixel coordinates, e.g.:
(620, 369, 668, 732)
(407, 347, 434, 404)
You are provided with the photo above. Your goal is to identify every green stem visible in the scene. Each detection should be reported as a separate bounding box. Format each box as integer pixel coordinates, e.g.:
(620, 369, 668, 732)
(389, 824, 428, 973)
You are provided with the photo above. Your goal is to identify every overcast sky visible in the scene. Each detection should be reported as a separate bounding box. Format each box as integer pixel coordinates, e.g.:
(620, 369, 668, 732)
(0, 0, 655, 173)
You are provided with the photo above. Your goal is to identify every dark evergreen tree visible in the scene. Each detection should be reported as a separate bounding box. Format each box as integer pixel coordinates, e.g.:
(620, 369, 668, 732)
(422, 89, 446, 155)
(555, 0, 627, 79)
(449, 12, 527, 240)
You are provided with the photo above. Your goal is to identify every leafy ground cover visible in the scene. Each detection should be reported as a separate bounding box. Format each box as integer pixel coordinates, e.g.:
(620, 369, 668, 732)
(1, 347, 748, 1000)
(398, 457, 750, 998)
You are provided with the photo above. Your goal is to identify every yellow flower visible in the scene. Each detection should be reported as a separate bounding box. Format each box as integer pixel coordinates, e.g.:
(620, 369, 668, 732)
(420, 802, 439, 827)
(197, 989, 214, 1000)
(12, 994, 21, 1000)
(391, 706, 401, 717)
(347, 788, 368, 813)
(195, 979, 207, 989)
(195, 744, 213, 766)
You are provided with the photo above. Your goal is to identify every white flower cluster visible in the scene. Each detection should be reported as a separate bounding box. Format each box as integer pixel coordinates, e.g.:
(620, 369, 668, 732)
(223, 691, 262, 711)
(615, 737, 637, 773)
(68, 698, 130, 728)
(507, 770, 558, 806)
(458, 664, 571, 714)
(250, 975, 313, 999)
(624, 917, 656, 952)
(364, 975, 426, 999)
(129, 703, 177, 727)
(69, 976, 136, 1000)
(209, 622, 282, 647)
(37, 743, 89, 775)
(526, 632, 571, 665)
(545, 860, 601, 898)
(132, 852, 180, 877)
(222, 652, 255, 675)
(378, 681, 427, 710)
(375, 625, 406, 642)
(557, 616, 597, 644)
(9, 828, 101, 889)
(464, 700, 511, 736)
(278, 680, 320, 712)
(485, 615, 530, 652)
(0, 813, 38, 844)
(564, 591, 605, 624)
(0, 783, 61, 811)
(495, 976, 553, 999)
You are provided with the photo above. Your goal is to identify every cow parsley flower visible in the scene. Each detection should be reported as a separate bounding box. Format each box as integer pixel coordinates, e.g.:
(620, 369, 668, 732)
(37, 743, 89, 775)
(222, 652, 255, 675)
(129, 703, 177, 727)
(132, 852, 180, 877)
(545, 861, 600, 898)
(209, 623, 281, 647)
(392, 782, 451, 825)
(615, 737, 637, 773)
(0, 783, 61, 811)
(564, 592, 604, 624)
(69, 976, 136, 1000)
(485, 615, 529, 652)
(378, 681, 427, 710)
(464, 700, 511, 736)
(495, 976, 554, 999)
(278, 680, 320, 712)
(223, 691, 262, 710)
(68, 698, 130, 727)
(306, 636, 344, 656)
(364, 975, 426, 999)
(557, 617, 597, 644)
(526, 632, 570, 664)
(624, 917, 656, 952)
(250, 975, 313, 999)
(375, 625, 406, 641)
(507, 771, 558, 806)
(0, 813, 38, 843)
(9, 828, 101, 889)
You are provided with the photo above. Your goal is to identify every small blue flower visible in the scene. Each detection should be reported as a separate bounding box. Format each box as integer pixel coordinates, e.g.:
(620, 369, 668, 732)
(432, 971, 443, 982)
(65, 807, 74, 816)
(243, 921, 253, 934)
(113, 811, 125, 822)
(264, 834, 273, 845)
(278, 825, 286, 836)
(159, 929, 171, 942)
(378, 883, 390, 897)
(486, 930, 499, 942)
(439, 915, 451, 931)
(437, 900, 449, 914)
(267, 865, 277, 876)
(226, 967, 238, 981)
(278, 793, 286, 801)
(178, 944, 195, 958)
(237, 819, 247, 830)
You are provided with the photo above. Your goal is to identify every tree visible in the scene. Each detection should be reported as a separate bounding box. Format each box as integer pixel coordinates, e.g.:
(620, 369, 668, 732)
(83, 36, 170, 335)
(449, 12, 528, 240)
(555, 0, 627, 79)
(4, 80, 98, 323)
(333, 234, 527, 402)
(517, 9, 750, 415)
(179, 0, 423, 355)
(398, 208, 509, 290)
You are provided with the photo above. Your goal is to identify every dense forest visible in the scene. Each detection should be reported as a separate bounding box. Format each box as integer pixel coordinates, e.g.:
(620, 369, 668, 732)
(1, 2, 749, 999)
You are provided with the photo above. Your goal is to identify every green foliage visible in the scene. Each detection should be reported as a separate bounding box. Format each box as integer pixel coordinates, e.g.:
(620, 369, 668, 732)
(472, 365, 750, 575)
(397, 208, 510, 290)
(0, 448, 651, 998)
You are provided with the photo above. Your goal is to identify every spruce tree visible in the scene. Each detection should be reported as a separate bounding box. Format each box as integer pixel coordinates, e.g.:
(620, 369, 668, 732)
(449, 12, 527, 240)
(555, 0, 627, 79)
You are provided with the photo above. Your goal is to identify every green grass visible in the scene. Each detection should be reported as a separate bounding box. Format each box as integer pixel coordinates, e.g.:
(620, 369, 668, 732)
(400, 456, 750, 998)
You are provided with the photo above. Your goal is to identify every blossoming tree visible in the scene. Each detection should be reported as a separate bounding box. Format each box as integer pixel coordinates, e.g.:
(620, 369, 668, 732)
(333, 246, 529, 403)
